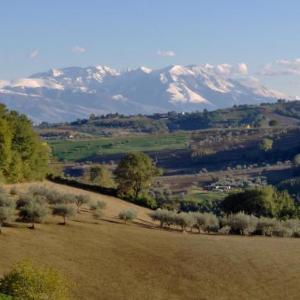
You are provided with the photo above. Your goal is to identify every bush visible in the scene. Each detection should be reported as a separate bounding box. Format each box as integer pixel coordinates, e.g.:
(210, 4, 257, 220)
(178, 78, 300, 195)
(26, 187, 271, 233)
(272, 222, 293, 237)
(89, 200, 106, 210)
(173, 212, 194, 231)
(0, 293, 12, 299)
(256, 217, 276, 236)
(0, 195, 15, 233)
(284, 219, 300, 237)
(218, 225, 231, 235)
(9, 187, 18, 196)
(93, 208, 104, 220)
(18, 199, 49, 229)
(149, 209, 175, 228)
(193, 212, 219, 233)
(118, 209, 137, 223)
(74, 195, 90, 213)
(52, 204, 76, 225)
(16, 193, 46, 209)
(28, 186, 71, 205)
(221, 186, 297, 219)
(227, 212, 258, 235)
(0, 260, 69, 300)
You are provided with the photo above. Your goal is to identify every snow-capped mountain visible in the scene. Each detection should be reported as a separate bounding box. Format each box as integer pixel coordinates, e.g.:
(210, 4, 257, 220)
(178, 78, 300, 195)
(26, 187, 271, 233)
(0, 64, 288, 123)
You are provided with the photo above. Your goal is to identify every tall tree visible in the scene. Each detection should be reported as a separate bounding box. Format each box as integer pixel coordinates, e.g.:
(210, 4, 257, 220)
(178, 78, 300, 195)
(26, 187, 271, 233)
(114, 152, 161, 199)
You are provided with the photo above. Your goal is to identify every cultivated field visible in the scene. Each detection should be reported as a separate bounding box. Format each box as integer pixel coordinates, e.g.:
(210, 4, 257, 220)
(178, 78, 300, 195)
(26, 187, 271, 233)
(1, 182, 300, 300)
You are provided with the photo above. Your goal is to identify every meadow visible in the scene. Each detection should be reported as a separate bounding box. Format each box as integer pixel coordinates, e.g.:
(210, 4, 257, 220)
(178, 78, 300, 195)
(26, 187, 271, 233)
(49, 132, 190, 162)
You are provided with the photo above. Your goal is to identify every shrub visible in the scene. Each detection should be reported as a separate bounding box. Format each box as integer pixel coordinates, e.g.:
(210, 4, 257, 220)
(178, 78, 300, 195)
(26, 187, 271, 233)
(89, 200, 106, 210)
(149, 209, 175, 228)
(193, 212, 219, 233)
(18, 199, 49, 229)
(0, 196, 15, 233)
(0, 260, 69, 300)
(256, 217, 276, 236)
(16, 193, 46, 209)
(0, 293, 12, 299)
(52, 204, 76, 225)
(272, 222, 293, 237)
(118, 209, 137, 223)
(9, 187, 18, 196)
(74, 195, 90, 213)
(283, 219, 300, 237)
(173, 213, 194, 231)
(218, 225, 231, 235)
(221, 186, 296, 219)
(93, 208, 104, 220)
(227, 212, 258, 235)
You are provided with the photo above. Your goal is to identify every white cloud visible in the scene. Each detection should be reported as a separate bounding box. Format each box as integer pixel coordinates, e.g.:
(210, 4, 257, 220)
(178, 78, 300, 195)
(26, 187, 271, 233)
(28, 49, 39, 60)
(259, 58, 300, 76)
(112, 94, 127, 101)
(72, 46, 86, 54)
(157, 50, 176, 57)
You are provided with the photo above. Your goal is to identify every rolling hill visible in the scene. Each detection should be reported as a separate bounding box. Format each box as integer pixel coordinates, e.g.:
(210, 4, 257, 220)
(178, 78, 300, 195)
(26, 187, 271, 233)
(1, 182, 300, 300)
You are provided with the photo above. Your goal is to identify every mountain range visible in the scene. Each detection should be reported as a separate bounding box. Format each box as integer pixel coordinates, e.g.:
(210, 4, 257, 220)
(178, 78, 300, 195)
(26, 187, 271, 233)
(0, 64, 289, 123)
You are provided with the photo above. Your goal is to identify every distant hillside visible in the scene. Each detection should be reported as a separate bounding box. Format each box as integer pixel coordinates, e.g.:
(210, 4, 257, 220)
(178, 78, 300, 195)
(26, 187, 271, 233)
(37, 100, 300, 137)
(0, 64, 289, 123)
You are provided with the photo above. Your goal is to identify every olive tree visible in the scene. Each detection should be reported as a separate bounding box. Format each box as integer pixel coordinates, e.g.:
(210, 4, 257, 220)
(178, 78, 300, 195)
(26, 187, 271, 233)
(74, 195, 90, 213)
(193, 212, 219, 233)
(18, 199, 49, 229)
(118, 209, 137, 224)
(260, 138, 273, 152)
(52, 204, 76, 225)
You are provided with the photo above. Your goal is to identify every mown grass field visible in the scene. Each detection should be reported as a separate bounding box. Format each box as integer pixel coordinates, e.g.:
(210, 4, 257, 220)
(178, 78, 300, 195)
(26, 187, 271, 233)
(1, 182, 300, 300)
(49, 132, 190, 161)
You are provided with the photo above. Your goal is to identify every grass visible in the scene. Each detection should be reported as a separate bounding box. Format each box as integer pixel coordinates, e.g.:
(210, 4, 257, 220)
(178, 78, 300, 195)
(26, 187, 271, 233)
(1, 182, 300, 299)
(184, 189, 228, 202)
(49, 132, 190, 161)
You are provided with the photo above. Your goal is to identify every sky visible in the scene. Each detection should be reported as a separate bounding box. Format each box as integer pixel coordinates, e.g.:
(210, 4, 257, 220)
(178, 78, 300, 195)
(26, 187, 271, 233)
(1, 0, 300, 95)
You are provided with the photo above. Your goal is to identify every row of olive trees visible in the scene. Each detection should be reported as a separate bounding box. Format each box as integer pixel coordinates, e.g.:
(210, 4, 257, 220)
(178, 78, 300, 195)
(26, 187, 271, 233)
(0, 186, 108, 231)
(149, 209, 300, 238)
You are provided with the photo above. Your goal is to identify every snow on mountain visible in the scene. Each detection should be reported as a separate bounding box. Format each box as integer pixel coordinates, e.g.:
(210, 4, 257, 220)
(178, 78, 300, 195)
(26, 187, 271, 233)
(0, 64, 289, 123)
(8, 78, 64, 90)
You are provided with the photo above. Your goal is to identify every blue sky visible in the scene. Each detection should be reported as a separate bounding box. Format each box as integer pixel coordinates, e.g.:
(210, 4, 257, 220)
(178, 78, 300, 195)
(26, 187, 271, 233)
(1, 0, 300, 95)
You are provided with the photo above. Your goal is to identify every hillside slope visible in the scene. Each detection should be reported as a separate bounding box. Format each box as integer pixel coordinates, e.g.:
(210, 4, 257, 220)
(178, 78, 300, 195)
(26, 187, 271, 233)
(1, 182, 300, 300)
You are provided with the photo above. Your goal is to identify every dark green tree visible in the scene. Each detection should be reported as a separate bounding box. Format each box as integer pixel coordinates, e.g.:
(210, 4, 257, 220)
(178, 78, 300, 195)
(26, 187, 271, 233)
(221, 186, 296, 218)
(114, 152, 161, 199)
(89, 164, 114, 187)
(0, 105, 49, 183)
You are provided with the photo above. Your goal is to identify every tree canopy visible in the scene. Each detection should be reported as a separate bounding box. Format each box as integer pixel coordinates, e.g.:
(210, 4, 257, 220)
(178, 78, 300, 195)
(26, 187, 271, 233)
(114, 152, 161, 199)
(0, 104, 49, 183)
(221, 186, 297, 218)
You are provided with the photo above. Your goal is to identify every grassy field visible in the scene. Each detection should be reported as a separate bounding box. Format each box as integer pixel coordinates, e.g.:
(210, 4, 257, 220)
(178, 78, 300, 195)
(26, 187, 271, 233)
(184, 189, 228, 202)
(1, 182, 300, 299)
(49, 132, 190, 161)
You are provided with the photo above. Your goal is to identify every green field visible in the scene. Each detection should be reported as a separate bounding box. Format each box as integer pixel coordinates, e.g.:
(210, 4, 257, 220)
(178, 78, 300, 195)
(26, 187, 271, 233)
(184, 189, 228, 202)
(49, 132, 190, 161)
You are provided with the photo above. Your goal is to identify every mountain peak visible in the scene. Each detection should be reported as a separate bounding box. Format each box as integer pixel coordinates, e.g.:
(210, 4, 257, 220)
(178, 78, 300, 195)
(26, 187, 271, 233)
(0, 64, 290, 123)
